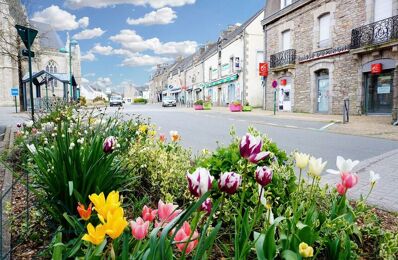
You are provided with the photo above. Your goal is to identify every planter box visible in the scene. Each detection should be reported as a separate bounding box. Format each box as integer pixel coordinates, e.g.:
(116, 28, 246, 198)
(203, 103, 212, 110)
(194, 104, 204, 110)
(229, 104, 242, 112)
(243, 105, 252, 112)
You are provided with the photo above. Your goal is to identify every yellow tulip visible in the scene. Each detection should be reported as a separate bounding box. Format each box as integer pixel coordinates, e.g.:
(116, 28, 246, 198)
(100, 207, 128, 239)
(138, 124, 148, 133)
(82, 223, 106, 245)
(295, 152, 310, 170)
(299, 242, 314, 258)
(89, 191, 121, 220)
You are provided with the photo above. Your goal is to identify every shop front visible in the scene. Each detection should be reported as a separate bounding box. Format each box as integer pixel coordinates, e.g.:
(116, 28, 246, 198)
(277, 77, 292, 112)
(205, 74, 239, 106)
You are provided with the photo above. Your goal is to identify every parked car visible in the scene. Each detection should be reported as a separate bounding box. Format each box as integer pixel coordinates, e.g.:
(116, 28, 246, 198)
(162, 96, 177, 107)
(109, 95, 123, 107)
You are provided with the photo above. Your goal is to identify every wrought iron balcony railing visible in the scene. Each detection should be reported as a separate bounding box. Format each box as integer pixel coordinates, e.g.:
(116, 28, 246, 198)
(351, 15, 398, 49)
(270, 49, 296, 68)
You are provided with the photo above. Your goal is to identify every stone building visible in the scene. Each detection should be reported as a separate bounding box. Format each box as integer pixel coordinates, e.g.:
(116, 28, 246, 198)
(149, 63, 170, 103)
(262, 0, 398, 122)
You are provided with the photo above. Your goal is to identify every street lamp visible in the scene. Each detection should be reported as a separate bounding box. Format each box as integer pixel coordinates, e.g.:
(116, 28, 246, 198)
(59, 39, 78, 102)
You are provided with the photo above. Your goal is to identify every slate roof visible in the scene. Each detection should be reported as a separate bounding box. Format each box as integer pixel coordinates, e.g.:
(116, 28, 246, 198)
(29, 20, 64, 50)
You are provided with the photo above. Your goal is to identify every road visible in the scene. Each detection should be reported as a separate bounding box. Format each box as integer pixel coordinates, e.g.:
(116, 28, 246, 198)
(113, 104, 398, 167)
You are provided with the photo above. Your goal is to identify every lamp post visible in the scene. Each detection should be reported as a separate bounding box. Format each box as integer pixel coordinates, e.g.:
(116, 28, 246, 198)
(59, 39, 78, 102)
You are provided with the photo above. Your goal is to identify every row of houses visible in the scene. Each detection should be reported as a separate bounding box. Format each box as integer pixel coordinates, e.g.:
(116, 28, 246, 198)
(149, 0, 398, 123)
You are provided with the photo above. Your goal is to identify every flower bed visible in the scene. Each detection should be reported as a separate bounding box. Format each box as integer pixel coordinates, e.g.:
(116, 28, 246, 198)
(229, 103, 242, 112)
(194, 104, 204, 110)
(242, 105, 252, 112)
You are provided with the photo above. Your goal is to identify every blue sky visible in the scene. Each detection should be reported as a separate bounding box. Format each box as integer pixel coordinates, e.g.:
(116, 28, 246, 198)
(29, 0, 264, 90)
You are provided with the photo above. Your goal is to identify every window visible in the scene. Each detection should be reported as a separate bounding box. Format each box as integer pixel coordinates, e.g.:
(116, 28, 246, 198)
(209, 67, 212, 80)
(374, 0, 392, 22)
(230, 56, 234, 73)
(45, 60, 58, 89)
(282, 30, 291, 51)
(318, 13, 331, 48)
(281, 0, 292, 9)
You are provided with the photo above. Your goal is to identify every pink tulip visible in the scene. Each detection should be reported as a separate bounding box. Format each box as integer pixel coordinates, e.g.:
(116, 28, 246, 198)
(239, 134, 270, 164)
(174, 221, 199, 254)
(186, 168, 214, 197)
(336, 183, 347, 195)
(130, 217, 149, 240)
(103, 136, 117, 153)
(142, 205, 157, 222)
(341, 172, 358, 189)
(156, 200, 182, 227)
(200, 198, 212, 215)
(255, 166, 273, 187)
(218, 172, 242, 194)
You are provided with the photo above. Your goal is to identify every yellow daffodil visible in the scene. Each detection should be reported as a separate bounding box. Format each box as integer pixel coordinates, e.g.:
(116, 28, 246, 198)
(295, 152, 310, 170)
(82, 223, 106, 245)
(299, 242, 314, 258)
(99, 207, 128, 239)
(89, 191, 121, 220)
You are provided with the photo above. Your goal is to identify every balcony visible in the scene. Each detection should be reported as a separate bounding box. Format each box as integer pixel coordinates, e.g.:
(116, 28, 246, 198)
(351, 15, 398, 49)
(270, 49, 296, 69)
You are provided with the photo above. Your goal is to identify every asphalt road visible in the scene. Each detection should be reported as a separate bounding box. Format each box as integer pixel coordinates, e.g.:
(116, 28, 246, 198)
(114, 104, 398, 167)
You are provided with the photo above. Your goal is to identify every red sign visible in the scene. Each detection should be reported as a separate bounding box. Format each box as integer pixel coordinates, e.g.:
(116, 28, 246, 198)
(259, 63, 268, 77)
(181, 86, 187, 91)
(280, 79, 287, 86)
(371, 63, 382, 74)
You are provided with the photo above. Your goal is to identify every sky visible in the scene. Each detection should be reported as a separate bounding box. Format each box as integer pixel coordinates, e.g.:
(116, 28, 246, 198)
(27, 0, 265, 91)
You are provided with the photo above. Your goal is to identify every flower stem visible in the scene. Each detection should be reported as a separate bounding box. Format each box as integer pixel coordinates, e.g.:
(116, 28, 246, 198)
(298, 168, 302, 193)
(364, 183, 375, 202)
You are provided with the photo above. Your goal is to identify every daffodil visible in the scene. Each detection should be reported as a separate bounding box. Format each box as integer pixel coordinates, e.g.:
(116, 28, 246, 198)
(99, 207, 128, 239)
(295, 152, 310, 170)
(299, 242, 314, 258)
(82, 223, 106, 245)
(89, 191, 121, 220)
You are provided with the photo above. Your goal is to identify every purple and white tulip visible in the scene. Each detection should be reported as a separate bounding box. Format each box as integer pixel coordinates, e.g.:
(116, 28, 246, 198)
(218, 172, 242, 194)
(239, 134, 270, 164)
(255, 166, 273, 187)
(200, 198, 212, 215)
(103, 136, 117, 153)
(17, 123, 22, 128)
(186, 168, 214, 197)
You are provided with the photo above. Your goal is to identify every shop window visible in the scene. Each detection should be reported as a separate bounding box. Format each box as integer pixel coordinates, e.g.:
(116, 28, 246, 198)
(281, 0, 292, 9)
(318, 13, 331, 48)
(281, 30, 291, 51)
(374, 0, 392, 22)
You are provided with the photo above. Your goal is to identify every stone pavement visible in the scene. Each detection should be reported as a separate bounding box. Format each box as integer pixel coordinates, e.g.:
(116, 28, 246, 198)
(321, 149, 398, 212)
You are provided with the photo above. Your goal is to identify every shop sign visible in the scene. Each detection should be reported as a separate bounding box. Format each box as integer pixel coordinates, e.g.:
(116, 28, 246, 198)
(371, 63, 382, 74)
(280, 79, 287, 86)
(298, 45, 350, 63)
(235, 57, 241, 71)
(377, 85, 391, 94)
(259, 63, 268, 77)
(206, 74, 238, 88)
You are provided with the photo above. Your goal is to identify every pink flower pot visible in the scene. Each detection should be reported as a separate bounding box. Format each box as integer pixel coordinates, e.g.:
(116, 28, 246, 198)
(194, 105, 204, 110)
(229, 104, 242, 112)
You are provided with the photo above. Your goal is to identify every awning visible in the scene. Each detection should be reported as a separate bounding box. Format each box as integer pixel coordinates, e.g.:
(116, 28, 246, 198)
(205, 74, 238, 88)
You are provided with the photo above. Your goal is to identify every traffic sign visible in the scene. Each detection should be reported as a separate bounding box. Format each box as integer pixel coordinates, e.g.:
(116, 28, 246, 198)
(11, 87, 19, 96)
(22, 49, 35, 57)
(15, 25, 38, 49)
(259, 63, 268, 77)
(272, 80, 278, 88)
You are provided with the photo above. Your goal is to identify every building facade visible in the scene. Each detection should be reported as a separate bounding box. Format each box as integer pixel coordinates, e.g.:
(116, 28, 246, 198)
(263, 0, 398, 122)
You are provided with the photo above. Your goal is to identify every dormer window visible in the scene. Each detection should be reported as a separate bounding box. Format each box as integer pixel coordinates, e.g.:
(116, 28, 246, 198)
(281, 0, 292, 9)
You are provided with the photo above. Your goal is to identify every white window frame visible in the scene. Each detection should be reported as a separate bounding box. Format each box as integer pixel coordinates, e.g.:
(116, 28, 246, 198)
(318, 13, 331, 48)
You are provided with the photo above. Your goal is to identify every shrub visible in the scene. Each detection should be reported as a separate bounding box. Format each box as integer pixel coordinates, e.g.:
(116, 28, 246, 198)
(92, 96, 107, 103)
(231, 100, 241, 106)
(194, 100, 204, 105)
(79, 96, 87, 106)
(134, 97, 148, 104)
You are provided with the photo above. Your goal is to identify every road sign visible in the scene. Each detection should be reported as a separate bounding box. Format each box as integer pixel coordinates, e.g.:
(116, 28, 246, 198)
(272, 80, 278, 88)
(15, 25, 38, 49)
(11, 87, 19, 96)
(22, 49, 35, 58)
(259, 63, 268, 77)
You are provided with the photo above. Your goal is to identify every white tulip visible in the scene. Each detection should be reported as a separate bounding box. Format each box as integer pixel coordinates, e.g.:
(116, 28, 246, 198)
(327, 156, 359, 175)
(369, 171, 380, 185)
(295, 152, 310, 170)
(308, 156, 327, 176)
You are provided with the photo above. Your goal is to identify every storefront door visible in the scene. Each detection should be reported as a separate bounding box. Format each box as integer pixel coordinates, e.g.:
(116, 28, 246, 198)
(365, 70, 393, 114)
(228, 84, 235, 104)
(317, 74, 329, 113)
(283, 84, 291, 111)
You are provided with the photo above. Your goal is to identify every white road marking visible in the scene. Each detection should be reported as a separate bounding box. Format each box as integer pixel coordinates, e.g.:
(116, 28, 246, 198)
(319, 122, 336, 131)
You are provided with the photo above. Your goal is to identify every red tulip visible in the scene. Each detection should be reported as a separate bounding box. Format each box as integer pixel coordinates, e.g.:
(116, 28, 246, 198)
(142, 205, 157, 222)
(255, 166, 273, 187)
(239, 134, 270, 163)
(174, 221, 199, 254)
(341, 172, 358, 189)
(159, 134, 166, 143)
(218, 172, 242, 194)
(77, 202, 92, 221)
(336, 183, 347, 195)
(130, 217, 149, 240)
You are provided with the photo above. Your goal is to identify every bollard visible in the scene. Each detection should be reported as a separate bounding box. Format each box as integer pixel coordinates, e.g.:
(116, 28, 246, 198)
(343, 98, 349, 124)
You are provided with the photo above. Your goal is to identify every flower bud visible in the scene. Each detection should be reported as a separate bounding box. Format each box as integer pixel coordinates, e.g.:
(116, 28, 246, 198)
(103, 136, 117, 153)
(255, 166, 273, 186)
(186, 168, 213, 197)
(218, 172, 242, 194)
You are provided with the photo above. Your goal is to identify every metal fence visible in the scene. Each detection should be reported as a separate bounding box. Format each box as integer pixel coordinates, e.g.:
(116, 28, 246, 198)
(270, 49, 296, 68)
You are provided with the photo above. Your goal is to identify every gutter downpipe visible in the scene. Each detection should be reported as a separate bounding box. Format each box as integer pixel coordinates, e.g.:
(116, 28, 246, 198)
(242, 29, 247, 105)
(263, 23, 267, 110)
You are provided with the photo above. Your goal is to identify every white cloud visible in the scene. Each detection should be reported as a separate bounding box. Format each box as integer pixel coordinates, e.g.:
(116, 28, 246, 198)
(31, 5, 89, 31)
(120, 54, 171, 67)
(155, 41, 197, 56)
(126, 7, 177, 25)
(65, 0, 195, 9)
(73, 28, 105, 40)
(90, 44, 114, 55)
(81, 52, 96, 61)
(81, 77, 90, 84)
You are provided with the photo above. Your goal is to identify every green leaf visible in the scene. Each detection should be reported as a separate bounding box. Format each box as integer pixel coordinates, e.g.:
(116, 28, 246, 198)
(281, 250, 301, 260)
(68, 181, 73, 196)
(264, 224, 277, 260)
(254, 231, 266, 260)
(92, 239, 107, 256)
(52, 232, 63, 259)
(298, 226, 315, 245)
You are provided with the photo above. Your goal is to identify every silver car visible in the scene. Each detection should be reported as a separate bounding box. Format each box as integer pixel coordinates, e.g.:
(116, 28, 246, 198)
(162, 96, 177, 107)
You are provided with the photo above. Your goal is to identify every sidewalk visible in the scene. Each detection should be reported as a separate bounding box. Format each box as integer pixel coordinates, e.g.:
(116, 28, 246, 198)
(321, 149, 398, 212)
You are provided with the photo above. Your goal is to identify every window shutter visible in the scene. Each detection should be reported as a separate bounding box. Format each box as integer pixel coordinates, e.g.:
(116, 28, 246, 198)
(319, 14, 330, 47)
(374, 0, 392, 22)
(282, 30, 291, 51)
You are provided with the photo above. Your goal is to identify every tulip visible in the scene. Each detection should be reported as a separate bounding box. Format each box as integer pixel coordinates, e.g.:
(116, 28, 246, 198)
(170, 130, 180, 142)
(239, 133, 270, 163)
(218, 172, 242, 194)
(103, 136, 117, 153)
(174, 221, 199, 254)
(336, 183, 347, 195)
(138, 124, 148, 133)
(31, 128, 38, 134)
(82, 223, 106, 245)
(25, 120, 33, 128)
(200, 198, 212, 215)
(159, 133, 166, 142)
(89, 191, 121, 220)
(341, 172, 358, 189)
(299, 242, 314, 258)
(17, 123, 22, 128)
(369, 170, 380, 185)
(327, 156, 359, 175)
(99, 207, 128, 239)
(156, 200, 182, 226)
(26, 144, 37, 154)
(308, 156, 327, 177)
(255, 166, 273, 186)
(130, 217, 150, 240)
(295, 152, 310, 170)
(142, 205, 157, 222)
(77, 202, 92, 221)
(186, 168, 214, 197)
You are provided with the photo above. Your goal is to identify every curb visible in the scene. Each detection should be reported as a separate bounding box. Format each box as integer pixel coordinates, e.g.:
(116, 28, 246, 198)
(355, 148, 398, 172)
